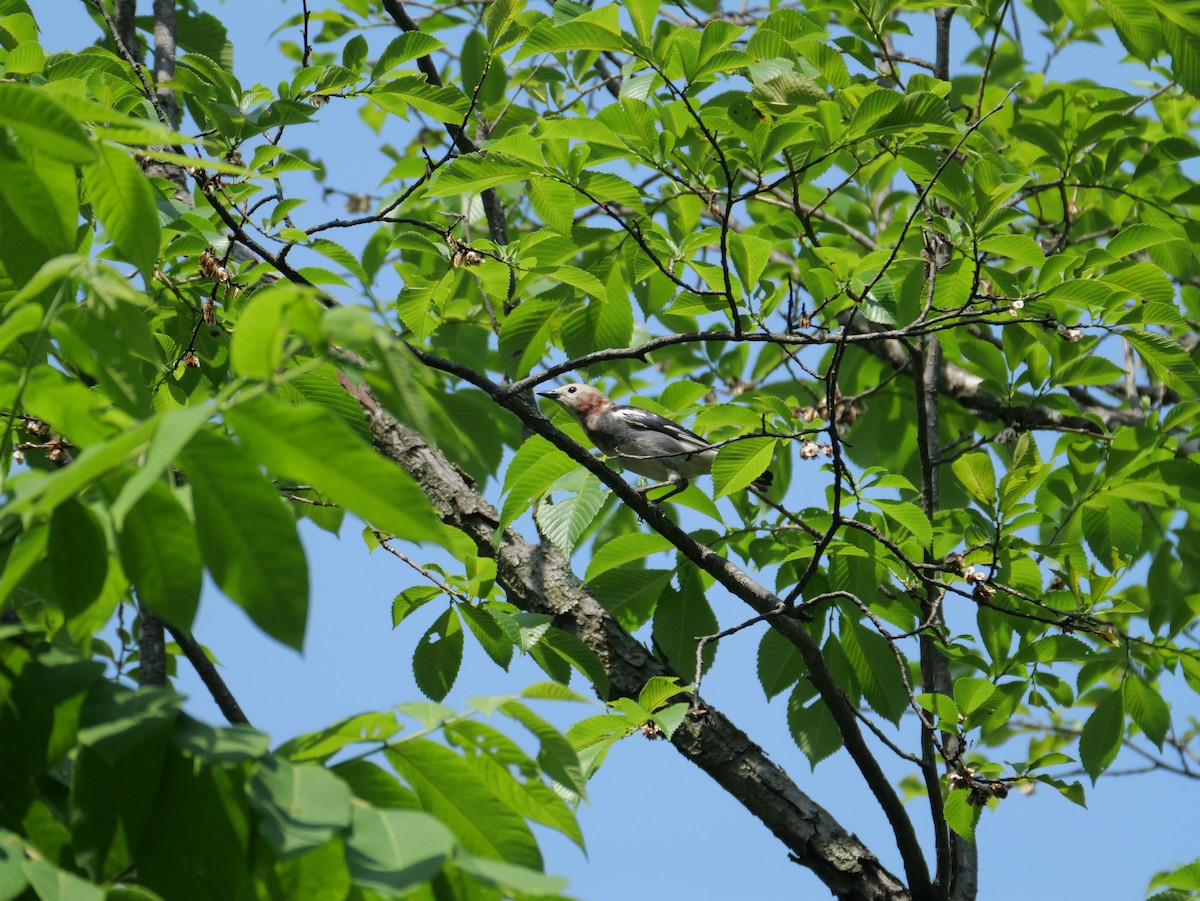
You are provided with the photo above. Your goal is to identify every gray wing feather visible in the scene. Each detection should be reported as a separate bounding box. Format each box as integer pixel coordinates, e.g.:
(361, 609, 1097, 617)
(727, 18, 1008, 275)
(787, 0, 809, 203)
(612, 406, 710, 451)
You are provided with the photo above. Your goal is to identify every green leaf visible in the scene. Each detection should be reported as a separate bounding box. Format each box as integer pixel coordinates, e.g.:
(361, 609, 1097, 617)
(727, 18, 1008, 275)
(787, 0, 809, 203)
(368, 75, 469, 123)
(1123, 328, 1200, 396)
(21, 858, 105, 901)
(527, 176, 576, 234)
(1078, 689, 1124, 782)
(224, 394, 446, 545)
(515, 6, 624, 60)
(230, 289, 293, 380)
(1106, 223, 1177, 258)
(871, 499, 932, 547)
(534, 469, 606, 555)
(392, 586, 441, 627)
(0, 155, 72, 260)
(181, 431, 309, 651)
(584, 531, 672, 582)
(1051, 355, 1126, 388)
(537, 627, 609, 698)
(1122, 677, 1169, 750)
(386, 737, 542, 868)
(953, 677, 997, 716)
(729, 233, 773, 291)
(979, 233, 1045, 268)
(1080, 498, 1142, 572)
(587, 567, 670, 631)
(498, 435, 578, 533)
(757, 627, 804, 700)
(787, 690, 842, 768)
(47, 498, 108, 616)
(454, 854, 569, 895)
(840, 619, 908, 724)
(711, 437, 777, 498)
(943, 789, 981, 842)
(425, 151, 534, 197)
(498, 295, 558, 378)
(82, 143, 161, 279)
(500, 699, 587, 798)
(117, 481, 202, 631)
(371, 32, 446, 81)
(951, 452, 996, 508)
(247, 756, 352, 856)
(0, 83, 93, 162)
(1152, 859, 1200, 892)
(458, 602, 515, 671)
(651, 570, 718, 681)
(345, 803, 454, 894)
(413, 607, 463, 702)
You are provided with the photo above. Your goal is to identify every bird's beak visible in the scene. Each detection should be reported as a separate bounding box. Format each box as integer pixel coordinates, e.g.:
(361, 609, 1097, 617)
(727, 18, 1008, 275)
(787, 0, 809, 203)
(537, 390, 556, 398)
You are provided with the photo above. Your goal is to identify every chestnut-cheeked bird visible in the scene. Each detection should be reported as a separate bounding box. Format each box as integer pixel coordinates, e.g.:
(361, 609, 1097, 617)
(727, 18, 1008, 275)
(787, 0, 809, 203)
(538, 383, 773, 501)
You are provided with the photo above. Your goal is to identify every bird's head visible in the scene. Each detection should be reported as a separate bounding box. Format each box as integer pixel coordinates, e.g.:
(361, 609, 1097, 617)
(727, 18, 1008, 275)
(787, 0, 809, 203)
(538, 383, 610, 416)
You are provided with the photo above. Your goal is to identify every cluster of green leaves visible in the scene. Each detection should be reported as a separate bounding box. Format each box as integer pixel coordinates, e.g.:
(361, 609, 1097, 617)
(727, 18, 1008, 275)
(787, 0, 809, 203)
(1, 620, 612, 901)
(4, 0, 1200, 896)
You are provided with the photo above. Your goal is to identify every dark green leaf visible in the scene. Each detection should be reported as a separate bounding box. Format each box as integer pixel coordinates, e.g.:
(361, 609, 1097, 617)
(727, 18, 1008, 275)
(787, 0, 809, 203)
(181, 431, 309, 651)
(412, 607, 463, 702)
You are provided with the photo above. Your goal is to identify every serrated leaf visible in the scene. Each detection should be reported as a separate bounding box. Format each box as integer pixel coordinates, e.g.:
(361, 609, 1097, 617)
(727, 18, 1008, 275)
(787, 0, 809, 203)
(1124, 328, 1200, 396)
(370, 32, 445, 81)
(499, 435, 578, 533)
(757, 628, 804, 700)
(0, 82, 94, 162)
(225, 394, 446, 545)
(118, 482, 201, 630)
(651, 571, 717, 681)
(871, 499, 932, 547)
(1078, 689, 1124, 782)
(711, 437, 777, 498)
(83, 143, 160, 278)
(345, 803, 454, 894)
(527, 177, 576, 234)
(392, 585, 443, 627)
(1122, 677, 1169, 750)
(951, 452, 996, 508)
(413, 607, 463, 702)
(943, 789, 981, 841)
(534, 470, 606, 555)
(426, 151, 535, 197)
(584, 530, 672, 582)
(787, 691, 842, 768)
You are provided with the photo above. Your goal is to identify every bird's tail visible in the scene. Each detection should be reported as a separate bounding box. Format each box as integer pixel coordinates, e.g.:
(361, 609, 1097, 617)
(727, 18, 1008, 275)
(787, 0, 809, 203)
(751, 470, 774, 492)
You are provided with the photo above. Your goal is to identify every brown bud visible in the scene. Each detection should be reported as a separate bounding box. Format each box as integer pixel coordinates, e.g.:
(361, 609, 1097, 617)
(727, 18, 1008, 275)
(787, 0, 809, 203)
(972, 582, 995, 602)
(182, 352, 201, 369)
(640, 721, 664, 740)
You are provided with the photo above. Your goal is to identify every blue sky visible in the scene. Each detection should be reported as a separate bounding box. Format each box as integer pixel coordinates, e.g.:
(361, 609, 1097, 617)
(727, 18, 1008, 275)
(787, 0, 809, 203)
(37, 1, 1200, 897)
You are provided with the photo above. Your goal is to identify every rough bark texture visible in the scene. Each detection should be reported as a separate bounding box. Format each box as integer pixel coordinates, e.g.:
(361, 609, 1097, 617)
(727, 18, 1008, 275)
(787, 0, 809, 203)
(364, 401, 912, 901)
(137, 609, 166, 688)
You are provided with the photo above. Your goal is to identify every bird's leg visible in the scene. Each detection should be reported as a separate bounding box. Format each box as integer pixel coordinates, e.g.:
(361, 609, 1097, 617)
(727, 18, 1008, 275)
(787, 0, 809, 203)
(636, 474, 688, 502)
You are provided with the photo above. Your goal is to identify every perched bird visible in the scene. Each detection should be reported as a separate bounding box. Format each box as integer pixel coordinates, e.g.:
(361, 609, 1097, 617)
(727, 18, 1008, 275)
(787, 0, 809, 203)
(538, 383, 773, 501)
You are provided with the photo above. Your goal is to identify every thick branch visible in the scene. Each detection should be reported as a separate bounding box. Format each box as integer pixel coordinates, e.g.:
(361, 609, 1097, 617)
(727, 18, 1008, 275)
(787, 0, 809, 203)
(152, 0, 178, 127)
(137, 609, 167, 687)
(166, 624, 251, 726)
(360, 393, 910, 901)
(388, 351, 934, 898)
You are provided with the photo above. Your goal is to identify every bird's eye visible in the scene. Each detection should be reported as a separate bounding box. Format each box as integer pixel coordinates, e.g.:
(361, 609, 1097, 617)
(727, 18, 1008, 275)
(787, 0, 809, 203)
(567, 386, 577, 394)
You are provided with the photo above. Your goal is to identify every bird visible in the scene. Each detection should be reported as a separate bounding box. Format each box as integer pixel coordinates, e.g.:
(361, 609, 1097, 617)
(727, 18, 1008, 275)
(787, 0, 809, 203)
(538, 383, 773, 501)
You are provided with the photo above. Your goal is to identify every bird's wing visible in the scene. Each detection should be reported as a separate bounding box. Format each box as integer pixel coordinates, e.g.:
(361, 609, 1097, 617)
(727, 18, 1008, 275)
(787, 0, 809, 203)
(611, 405, 712, 454)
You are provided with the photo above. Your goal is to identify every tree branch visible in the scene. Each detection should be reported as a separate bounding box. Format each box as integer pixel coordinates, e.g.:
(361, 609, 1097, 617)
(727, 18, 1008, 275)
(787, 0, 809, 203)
(166, 624, 251, 726)
(359, 390, 912, 901)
